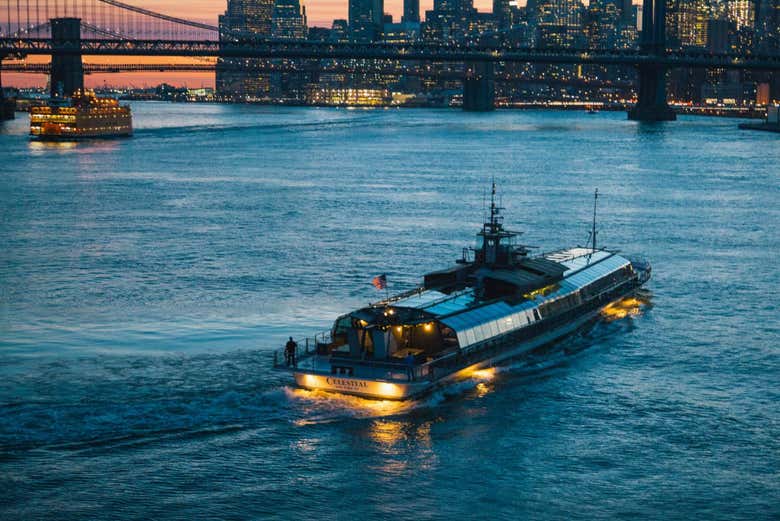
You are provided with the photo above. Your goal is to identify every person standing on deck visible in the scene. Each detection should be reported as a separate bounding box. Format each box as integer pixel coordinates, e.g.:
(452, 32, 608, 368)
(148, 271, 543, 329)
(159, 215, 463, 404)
(285, 337, 298, 367)
(405, 352, 415, 381)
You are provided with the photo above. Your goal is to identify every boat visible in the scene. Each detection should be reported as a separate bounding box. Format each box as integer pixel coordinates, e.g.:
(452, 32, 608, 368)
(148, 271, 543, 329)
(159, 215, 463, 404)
(276, 186, 651, 400)
(30, 89, 132, 140)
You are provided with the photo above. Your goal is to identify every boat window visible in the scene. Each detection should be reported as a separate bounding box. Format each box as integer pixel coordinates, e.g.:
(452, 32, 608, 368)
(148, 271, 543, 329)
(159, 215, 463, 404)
(360, 328, 374, 355)
(483, 325, 495, 342)
(533, 309, 541, 321)
(488, 321, 501, 336)
(499, 318, 512, 333)
(510, 313, 522, 329)
(333, 315, 351, 336)
(471, 326, 484, 344)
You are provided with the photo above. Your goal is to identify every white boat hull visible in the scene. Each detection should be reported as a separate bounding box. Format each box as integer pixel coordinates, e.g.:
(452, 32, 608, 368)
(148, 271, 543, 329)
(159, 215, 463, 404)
(293, 304, 605, 400)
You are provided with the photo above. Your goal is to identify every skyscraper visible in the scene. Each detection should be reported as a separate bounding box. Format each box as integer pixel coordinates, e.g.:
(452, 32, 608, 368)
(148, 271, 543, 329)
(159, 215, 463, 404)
(585, 0, 621, 48)
(755, 0, 780, 53)
(350, 0, 384, 42)
(403, 0, 421, 23)
(493, 0, 513, 29)
(667, 0, 710, 48)
(220, 0, 275, 37)
(270, 0, 309, 100)
(272, 0, 307, 39)
(217, 0, 276, 99)
(423, 0, 477, 42)
(528, 0, 585, 48)
(726, 0, 754, 30)
(585, 0, 635, 49)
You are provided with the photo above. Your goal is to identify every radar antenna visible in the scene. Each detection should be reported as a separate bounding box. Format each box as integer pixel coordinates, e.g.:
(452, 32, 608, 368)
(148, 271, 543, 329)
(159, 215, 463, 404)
(488, 178, 505, 233)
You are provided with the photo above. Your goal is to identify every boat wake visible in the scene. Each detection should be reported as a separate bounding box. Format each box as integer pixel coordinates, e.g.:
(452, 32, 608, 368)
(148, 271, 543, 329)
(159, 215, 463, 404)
(133, 114, 380, 139)
(0, 295, 653, 454)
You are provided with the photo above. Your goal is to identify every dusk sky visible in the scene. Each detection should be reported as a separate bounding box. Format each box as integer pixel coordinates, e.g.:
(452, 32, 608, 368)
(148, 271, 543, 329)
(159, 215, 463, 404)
(152, 0, 498, 27)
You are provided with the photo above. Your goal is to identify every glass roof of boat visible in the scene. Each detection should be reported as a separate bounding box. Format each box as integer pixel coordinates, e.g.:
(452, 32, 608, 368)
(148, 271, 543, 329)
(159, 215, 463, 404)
(440, 300, 519, 331)
(390, 290, 449, 308)
(424, 292, 476, 315)
(439, 255, 629, 334)
(545, 248, 615, 275)
(388, 251, 630, 329)
(563, 254, 629, 288)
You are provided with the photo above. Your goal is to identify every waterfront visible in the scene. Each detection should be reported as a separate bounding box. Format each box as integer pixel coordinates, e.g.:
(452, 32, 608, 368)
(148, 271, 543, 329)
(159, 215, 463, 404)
(1, 104, 779, 519)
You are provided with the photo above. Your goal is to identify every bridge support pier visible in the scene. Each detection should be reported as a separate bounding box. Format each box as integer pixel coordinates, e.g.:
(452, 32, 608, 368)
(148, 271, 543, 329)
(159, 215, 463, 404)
(50, 18, 84, 98)
(628, 64, 676, 121)
(463, 61, 495, 112)
(628, 0, 675, 121)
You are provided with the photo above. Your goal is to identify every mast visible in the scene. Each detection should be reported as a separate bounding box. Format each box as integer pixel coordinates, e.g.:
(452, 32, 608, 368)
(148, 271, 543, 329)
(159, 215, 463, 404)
(591, 188, 599, 251)
(489, 180, 497, 232)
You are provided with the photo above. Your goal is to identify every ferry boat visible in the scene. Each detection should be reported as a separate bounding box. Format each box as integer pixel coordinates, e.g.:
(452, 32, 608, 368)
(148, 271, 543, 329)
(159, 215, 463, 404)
(30, 89, 132, 140)
(276, 187, 651, 400)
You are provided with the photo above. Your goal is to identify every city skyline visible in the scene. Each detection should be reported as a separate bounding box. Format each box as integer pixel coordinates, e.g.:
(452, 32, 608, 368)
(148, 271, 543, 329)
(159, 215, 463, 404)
(3, 0, 773, 99)
(4, 0, 650, 89)
(6, 0, 505, 88)
(122, 0, 501, 27)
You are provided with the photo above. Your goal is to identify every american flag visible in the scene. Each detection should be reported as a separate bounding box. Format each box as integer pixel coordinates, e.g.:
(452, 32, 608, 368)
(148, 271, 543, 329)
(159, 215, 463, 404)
(372, 274, 387, 290)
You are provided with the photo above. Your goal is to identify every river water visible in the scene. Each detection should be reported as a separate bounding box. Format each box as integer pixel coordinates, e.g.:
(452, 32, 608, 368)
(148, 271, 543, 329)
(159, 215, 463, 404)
(1, 104, 778, 520)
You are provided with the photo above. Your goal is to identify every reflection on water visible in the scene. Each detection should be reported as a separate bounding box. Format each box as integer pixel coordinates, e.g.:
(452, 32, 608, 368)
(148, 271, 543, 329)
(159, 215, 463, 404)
(469, 367, 497, 380)
(600, 292, 653, 321)
(368, 419, 438, 477)
(474, 381, 493, 398)
(28, 139, 122, 154)
(28, 140, 78, 151)
(286, 387, 417, 422)
(370, 419, 406, 446)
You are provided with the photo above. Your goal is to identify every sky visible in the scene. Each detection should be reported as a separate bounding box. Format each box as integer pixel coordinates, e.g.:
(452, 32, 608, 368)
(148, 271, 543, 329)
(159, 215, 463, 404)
(155, 0, 499, 28)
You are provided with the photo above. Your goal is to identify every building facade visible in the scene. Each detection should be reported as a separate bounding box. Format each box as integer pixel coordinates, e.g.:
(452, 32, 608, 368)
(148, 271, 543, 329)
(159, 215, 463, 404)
(217, 0, 276, 99)
(349, 0, 384, 42)
(403, 0, 421, 23)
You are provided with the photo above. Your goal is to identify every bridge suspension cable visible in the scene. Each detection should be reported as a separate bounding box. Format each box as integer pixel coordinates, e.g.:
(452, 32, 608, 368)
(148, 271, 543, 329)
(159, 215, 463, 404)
(1, 0, 219, 39)
(94, 0, 218, 33)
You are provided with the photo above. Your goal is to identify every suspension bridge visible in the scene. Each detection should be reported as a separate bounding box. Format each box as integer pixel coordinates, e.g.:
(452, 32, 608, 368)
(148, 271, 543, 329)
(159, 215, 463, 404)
(0, 0, 778, 118)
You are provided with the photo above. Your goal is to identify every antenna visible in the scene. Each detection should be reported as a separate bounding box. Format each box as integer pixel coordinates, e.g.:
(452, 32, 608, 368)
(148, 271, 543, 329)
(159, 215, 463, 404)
(591, 188, 599, 251)
(490, 178, 498, 231)
(482, 186, 486, 224)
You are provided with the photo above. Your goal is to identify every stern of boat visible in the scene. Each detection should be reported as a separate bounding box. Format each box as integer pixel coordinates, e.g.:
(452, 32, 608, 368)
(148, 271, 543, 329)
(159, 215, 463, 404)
(293, 371, 431, 400)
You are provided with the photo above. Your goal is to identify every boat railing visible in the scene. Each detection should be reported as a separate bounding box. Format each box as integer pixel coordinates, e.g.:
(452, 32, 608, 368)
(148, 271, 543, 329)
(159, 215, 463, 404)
(271, 325, 513, 382)
(272, 329, 332, 369)
(627, 256, 652, 285)
(372, 286, 474, 314)
(370, 285, 426, 306)
(415, 287, 473, 310)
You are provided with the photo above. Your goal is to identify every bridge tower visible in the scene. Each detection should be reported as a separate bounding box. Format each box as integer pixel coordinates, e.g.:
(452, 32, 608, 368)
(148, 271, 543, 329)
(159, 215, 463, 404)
(50, 18, 84, 98)
(627, 0, 676, 121)
(463, 61, 495, 112)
